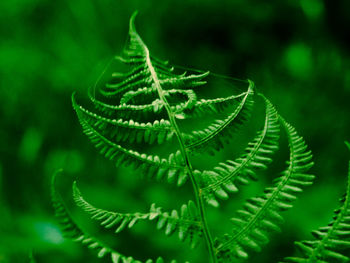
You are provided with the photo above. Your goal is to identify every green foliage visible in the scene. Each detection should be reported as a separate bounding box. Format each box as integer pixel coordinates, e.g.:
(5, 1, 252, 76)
(73, 182, 203, 248)
(215, 117, 314, 261)
(282, 142, 350, 263)
(52, 171, 179, 263)
(50, 11, 350, 263)
(182, 81, 254, 154)
(198, 95, 280, 207)
(1, 1, 350, 262)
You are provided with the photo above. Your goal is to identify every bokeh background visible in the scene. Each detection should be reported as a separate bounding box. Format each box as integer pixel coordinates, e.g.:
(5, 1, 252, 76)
(1, 0, 350, 262)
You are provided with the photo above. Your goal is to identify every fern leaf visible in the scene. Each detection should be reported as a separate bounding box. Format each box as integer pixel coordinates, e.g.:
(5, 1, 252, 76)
(158, 72, 209, 89)
(73, 182, 203, 248)
(214, 117, 314, 261)
(88, 91, 162, 121)
(102, 69, 152, 98)
(282, 143, 350, 263)
(184, 91, 249, 118)
(77, 112, 188, 185)
(73, 94, 174, 144)
(53, 171, 183, 263)
(183, 82, 254, 154)
(119, 86, 158, 105)
(99, 12, 208, 99)
(52, 171, 143, 262)
(73, 12, 216, 188)
(198, 95, 280, 207)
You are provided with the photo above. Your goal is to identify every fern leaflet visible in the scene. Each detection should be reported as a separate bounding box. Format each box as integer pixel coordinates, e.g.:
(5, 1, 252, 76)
(73, 182, 203, 248)
(197, 95, 280, 207)
(183, 82, 254, 154)
(282, 142, 350, 263)
(52, 171, 180, 263)
(214, 117, 314, 261)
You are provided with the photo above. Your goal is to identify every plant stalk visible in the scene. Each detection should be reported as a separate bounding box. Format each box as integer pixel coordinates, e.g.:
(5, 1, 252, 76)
(143, 49, 217, 263)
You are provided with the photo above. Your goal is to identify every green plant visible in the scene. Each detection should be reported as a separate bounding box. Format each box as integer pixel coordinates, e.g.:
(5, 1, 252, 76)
(281, 142, 350, 263)
(51, 12, 350, 263)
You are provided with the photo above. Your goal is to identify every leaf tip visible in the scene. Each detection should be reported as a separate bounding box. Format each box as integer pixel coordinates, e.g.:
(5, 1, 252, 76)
(72, 180, 80, 196)
(129, 10, 139, 32)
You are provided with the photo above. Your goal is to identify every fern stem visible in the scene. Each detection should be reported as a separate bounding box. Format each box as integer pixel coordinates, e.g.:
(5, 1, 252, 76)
(141, 43, 217, 263)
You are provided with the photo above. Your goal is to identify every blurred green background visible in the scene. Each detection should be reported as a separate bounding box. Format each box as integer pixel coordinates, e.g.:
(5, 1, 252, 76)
(1, 0, 350, 262)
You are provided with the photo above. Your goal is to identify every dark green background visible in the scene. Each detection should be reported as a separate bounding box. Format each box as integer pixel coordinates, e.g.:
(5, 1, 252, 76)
(1, 0, 349, 262)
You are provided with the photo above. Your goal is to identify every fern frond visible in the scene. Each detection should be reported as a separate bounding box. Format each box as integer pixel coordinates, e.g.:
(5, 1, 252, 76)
(184, 91, 249, 118)
(88, 92, 161, 120)
(102, 65, 150, 96)
(73, 182, 203, 248)
(52, 171, 147, 263)
(183, 82, 254, 154)
(282, 143, 350, 263)
(73, 94, 174, 144)
(99, 12, 208, 99)
(120, 86, 158, 105)
(77, 112, 189, 185)
(68, 11, 325, 263)
(214, 117, 314, 262)
(198, 95, 280, 207)
(149, 201, 203, 248)
(158, 71, 209, 89)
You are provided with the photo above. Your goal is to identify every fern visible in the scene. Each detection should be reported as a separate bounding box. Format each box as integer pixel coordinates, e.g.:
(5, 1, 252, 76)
(50, 11, 349, 263)
(281, 142, 350, 263)
(72, 94, 175, 144)
(182, 82, 254, 154)
(197, 95, 280, 207)
(214, 117, 314, 261)
(52, 171, 177, 263)
(73, 182, 203, 248)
